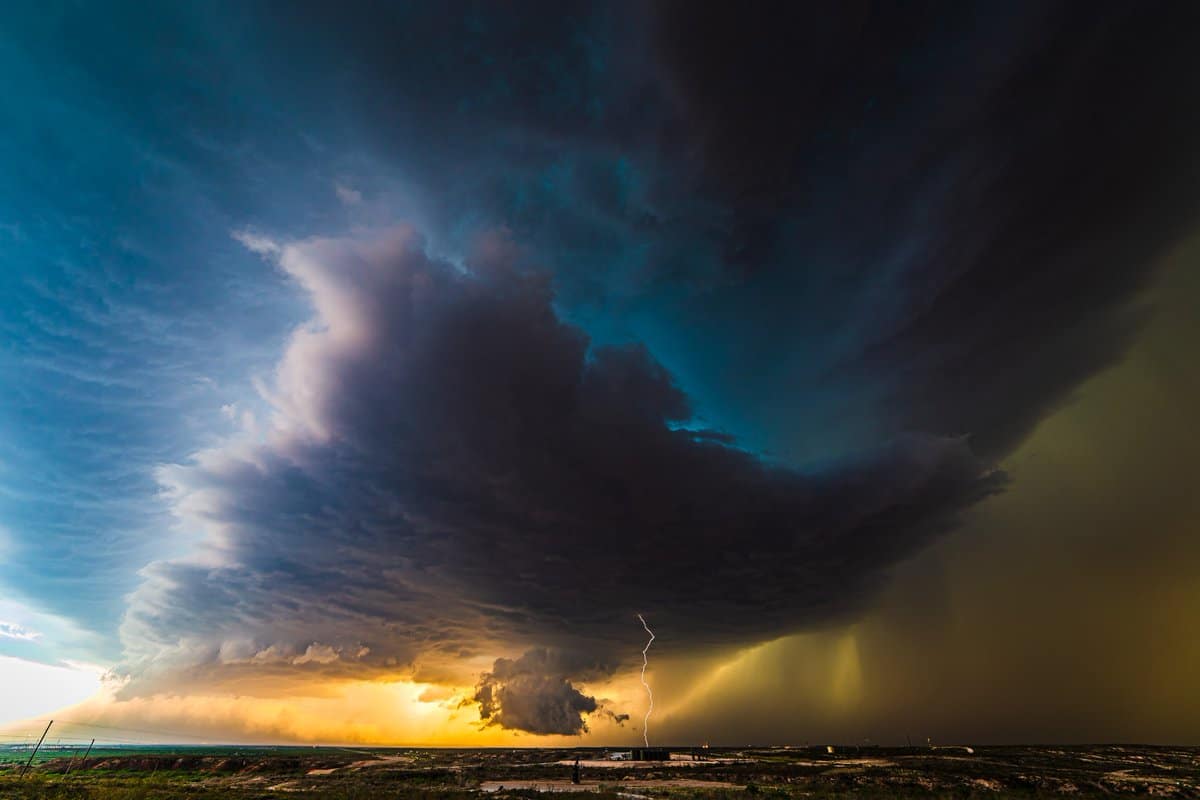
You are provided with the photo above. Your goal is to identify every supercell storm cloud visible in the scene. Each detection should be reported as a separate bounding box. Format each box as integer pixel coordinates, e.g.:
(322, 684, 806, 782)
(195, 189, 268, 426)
(121, 225, 998, 733)
(2, 0, 1199, 742)
(115, 1, 1200, 734)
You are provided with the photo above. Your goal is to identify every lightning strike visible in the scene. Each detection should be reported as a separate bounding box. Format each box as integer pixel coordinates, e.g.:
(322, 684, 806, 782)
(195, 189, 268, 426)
(637, 613, 655, 747)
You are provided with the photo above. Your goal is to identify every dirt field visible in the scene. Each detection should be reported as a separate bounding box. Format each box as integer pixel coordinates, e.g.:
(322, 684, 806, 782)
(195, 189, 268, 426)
(1, 744, 1197, 798)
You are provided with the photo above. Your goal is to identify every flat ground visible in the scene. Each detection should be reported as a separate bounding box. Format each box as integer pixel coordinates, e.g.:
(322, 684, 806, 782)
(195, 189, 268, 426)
(0, 744, 1197, 799)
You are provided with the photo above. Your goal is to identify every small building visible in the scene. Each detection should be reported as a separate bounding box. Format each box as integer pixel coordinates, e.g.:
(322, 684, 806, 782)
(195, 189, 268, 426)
(631, 747, 670, 761)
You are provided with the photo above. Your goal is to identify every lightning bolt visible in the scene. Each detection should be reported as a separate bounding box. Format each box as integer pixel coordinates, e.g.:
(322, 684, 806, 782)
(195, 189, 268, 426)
(636, 613, 655, 747)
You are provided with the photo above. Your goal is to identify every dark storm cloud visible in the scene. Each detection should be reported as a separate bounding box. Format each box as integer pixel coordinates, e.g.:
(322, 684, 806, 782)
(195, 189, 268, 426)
(121, 227, 1000, 719)
(104, 1, 1200, 736)
(263, 1, 1200, 457)
(640, 1, 1200, 458)
(475, 649, 603, 735)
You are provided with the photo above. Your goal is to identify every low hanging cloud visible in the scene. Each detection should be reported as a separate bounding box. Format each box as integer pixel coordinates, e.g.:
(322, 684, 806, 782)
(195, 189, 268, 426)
(118, 225, 1002, 731)
(474, 648, 630, 735)
(475, 649, 601, 735)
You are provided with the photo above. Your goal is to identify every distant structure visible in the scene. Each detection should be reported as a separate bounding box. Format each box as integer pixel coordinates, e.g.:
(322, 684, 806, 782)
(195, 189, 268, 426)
(631, 747, 670, 761)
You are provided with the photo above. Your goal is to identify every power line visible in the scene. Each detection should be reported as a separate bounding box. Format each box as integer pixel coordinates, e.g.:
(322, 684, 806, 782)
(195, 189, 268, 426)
(18, 721, 52, 778)
(23, 718, 226, 743)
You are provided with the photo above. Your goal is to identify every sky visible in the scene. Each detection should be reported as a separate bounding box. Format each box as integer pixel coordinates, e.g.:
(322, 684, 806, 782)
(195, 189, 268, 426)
(0, 1, 1198, 746)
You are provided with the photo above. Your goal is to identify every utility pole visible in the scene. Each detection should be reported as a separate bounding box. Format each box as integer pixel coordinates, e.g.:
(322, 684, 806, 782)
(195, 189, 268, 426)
(64, 739, 94, 776)
(19, 720, 52, 778)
